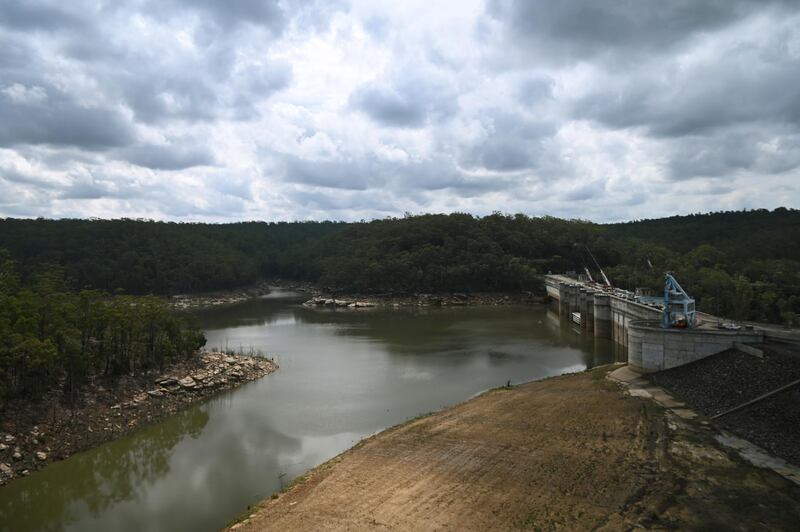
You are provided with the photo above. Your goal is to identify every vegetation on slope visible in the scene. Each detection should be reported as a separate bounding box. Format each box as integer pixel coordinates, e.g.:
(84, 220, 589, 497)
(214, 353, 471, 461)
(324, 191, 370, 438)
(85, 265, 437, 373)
(0, 250, 205, 408)
(0, 208, 797, 325)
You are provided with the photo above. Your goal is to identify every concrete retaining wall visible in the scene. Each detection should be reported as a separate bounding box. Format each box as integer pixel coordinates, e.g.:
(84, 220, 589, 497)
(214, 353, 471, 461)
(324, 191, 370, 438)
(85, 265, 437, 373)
(628, 321, 764, 373)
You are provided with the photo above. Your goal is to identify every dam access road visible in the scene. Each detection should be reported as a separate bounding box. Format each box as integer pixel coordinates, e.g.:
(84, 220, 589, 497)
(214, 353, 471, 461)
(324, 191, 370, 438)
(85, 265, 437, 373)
(229, 366, 800, 531)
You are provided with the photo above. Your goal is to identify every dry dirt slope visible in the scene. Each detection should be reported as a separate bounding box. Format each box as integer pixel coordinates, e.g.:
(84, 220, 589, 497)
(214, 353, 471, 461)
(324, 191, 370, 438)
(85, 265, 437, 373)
(230, 368, 800, 531)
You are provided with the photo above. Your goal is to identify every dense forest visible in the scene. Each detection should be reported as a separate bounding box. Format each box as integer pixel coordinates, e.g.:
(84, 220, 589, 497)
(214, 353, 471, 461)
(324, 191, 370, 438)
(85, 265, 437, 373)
(0, 208, 798, 326)
(0, 250, 205, 408)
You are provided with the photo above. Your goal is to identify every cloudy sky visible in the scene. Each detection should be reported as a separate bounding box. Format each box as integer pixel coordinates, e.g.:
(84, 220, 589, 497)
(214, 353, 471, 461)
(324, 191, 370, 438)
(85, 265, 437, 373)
(1, 0, 799, 222)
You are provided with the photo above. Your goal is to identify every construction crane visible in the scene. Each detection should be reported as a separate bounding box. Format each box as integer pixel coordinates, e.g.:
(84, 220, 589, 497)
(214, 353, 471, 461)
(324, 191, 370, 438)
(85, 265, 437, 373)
(579, 245, 611, 287)
(637, 273, 696, 329)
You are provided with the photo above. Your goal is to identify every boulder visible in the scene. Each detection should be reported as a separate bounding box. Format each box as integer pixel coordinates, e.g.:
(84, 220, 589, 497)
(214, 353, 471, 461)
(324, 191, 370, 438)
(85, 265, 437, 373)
(0, 463, 12, 478)
(147, 389, 165, 398)
(178, 376, 196, 389)
(3, 434, 14, 444)
(0, 444, 7, 452)
(12, 449, 22, 461)
(35, 451, 47, 461)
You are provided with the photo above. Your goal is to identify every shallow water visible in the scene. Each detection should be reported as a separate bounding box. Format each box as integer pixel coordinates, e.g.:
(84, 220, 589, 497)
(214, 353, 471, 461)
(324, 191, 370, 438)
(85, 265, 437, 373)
(0, 289, 622, 532)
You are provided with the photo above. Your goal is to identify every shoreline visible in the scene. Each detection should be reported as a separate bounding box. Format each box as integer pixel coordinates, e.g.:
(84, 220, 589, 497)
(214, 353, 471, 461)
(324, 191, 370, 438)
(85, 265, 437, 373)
(0, 352, 277, 487)
(301, 290, 547, 309)
(171, 282, 276, 310)
(168, 276, 549, 312)
(228, 365, 800, 531)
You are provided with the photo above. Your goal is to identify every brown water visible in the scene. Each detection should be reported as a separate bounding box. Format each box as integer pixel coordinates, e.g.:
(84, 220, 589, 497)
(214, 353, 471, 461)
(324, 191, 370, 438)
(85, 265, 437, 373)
(0, 289, 622, 532)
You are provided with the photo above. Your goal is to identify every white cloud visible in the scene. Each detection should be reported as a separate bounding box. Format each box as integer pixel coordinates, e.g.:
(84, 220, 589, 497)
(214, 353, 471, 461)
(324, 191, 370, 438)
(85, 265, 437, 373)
(0, 0, 798, 222)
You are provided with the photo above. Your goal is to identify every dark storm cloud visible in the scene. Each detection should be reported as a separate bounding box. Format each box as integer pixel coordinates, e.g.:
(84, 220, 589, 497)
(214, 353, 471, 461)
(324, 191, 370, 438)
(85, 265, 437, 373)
(280, 152, 513, 195)
(350, 75, 459, 128)
(0, 0, 88, 32)
(0, 164, 55, 189)
(118, 143, 214, 171)
(458, 110, 555, 172)
(516, 76, 554, 107)
(573, 49, 800, 138)
(156, 0, 286, 32)
(0, 85, 136, 150)
(667, 127, 800, 180)
(560, 180, 606, 201)
(486, 0, 793, 62)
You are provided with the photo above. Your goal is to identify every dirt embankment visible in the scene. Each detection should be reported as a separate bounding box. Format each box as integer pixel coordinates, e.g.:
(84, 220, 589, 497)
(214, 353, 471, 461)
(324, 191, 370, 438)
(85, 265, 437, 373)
(231, 368, 800, 531)
(0, 352, 277, 486)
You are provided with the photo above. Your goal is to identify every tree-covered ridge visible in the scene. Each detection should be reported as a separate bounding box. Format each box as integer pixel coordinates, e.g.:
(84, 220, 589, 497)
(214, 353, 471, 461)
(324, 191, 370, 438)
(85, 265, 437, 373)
(0, 208, 798, 325)
(0, 250, 205, 408)
(0, 218, 344, 294)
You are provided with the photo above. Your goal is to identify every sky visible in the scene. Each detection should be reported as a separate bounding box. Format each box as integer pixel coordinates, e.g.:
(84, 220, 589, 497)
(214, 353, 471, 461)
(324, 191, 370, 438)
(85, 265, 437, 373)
(1, 0, 799, 223)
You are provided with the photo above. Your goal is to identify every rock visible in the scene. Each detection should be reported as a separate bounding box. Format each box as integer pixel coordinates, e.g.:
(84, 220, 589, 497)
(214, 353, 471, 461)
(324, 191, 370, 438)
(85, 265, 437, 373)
(21, 469, 29, 476)
(0, 463, 13, 478)
(133, 393, 148, 403)
(110, 404, 121, 410)
(12, 449, 22, 461)
(147, 390, 165, 398)
(225, 356, 237, 365)
(0, 443, 7, 452)
(3, 434, 14, 444)
(178, 376, 196, 389)
(155, 376, 177, 386)
(35, 451, 47, 461)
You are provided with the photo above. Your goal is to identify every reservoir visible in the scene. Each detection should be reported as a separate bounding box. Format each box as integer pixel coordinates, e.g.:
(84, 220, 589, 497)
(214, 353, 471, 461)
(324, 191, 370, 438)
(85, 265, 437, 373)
(0, 289, 620, 531)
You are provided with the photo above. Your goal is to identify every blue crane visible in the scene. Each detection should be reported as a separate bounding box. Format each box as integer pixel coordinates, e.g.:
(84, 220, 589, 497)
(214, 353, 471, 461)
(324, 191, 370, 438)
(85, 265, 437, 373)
(637, 273, 696, 329)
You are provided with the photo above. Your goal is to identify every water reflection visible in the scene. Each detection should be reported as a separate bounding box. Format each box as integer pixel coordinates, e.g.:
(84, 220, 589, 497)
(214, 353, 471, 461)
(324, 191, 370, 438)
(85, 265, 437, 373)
(0, 408, 209, 532)
(0, 290, 621, 532)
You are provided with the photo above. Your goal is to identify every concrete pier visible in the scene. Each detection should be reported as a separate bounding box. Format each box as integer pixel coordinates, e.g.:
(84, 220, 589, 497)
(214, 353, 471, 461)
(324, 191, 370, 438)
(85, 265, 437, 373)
(593, 293, 612, 339)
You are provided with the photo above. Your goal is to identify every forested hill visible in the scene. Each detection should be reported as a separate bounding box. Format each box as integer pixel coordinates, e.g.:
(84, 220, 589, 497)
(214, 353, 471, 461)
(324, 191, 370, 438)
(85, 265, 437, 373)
(606, 208, 800, 261)
(0, 208, 798, 324)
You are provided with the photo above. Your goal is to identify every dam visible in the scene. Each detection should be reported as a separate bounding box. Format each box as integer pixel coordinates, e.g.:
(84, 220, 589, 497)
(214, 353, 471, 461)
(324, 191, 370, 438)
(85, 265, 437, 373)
(544, 274, 768, 373)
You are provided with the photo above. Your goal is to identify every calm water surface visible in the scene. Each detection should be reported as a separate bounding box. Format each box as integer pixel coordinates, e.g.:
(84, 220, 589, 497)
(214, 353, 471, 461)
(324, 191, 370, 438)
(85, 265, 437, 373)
(0, 289, 622, 531)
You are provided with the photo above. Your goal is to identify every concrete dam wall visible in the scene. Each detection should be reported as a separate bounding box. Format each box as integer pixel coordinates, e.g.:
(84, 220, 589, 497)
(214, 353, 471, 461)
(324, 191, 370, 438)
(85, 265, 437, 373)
(544, 275, 764, 373)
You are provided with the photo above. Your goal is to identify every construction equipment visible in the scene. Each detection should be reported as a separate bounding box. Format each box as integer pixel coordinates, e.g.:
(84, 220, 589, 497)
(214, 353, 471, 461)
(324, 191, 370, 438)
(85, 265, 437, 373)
(637, 273, 696, 329)
(579, 245, 611, 287)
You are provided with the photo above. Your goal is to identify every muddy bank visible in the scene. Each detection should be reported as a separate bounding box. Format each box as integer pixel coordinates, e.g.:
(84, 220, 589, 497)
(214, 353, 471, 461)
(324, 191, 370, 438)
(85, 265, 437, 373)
(230, 367, 800, 531)
(0, 352, 277, 487)
(302, 290, 546, 310)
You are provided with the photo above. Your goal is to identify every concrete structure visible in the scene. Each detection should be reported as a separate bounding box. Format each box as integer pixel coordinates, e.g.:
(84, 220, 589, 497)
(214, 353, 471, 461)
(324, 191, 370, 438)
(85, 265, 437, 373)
(544, 274, 767, 374)
(628, 320, 763, 373)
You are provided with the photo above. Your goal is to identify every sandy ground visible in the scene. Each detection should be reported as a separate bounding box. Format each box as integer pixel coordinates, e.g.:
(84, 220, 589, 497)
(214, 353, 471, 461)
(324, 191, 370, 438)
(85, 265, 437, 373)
(230, 367, 800, 531)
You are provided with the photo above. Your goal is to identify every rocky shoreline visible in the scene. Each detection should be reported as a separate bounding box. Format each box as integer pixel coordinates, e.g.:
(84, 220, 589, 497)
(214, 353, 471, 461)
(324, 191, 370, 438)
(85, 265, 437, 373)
(302, 290, 546, 309)
(171, 282, 276, 310)
(0, 351, 277, 487)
